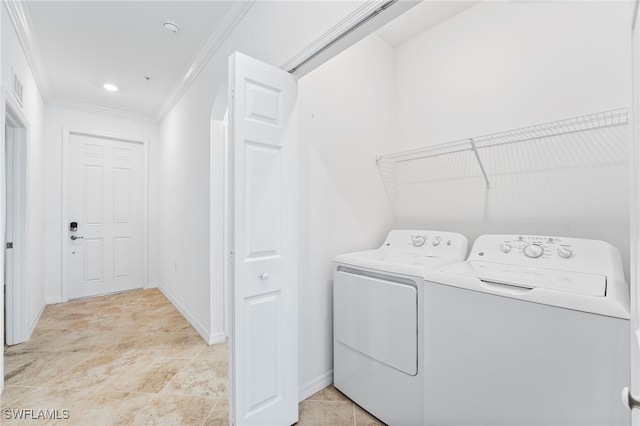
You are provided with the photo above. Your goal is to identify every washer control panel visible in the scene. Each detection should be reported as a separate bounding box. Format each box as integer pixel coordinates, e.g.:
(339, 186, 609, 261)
(489, 235, 576, 260)
(412, 235, 426, 247)
(467, 234, 622, 276)
(382, 230, 468, 260)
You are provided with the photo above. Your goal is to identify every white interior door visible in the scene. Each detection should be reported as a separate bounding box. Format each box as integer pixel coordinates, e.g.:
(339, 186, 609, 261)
(228, 52, 299, 426)
(68, 133, 143, 299)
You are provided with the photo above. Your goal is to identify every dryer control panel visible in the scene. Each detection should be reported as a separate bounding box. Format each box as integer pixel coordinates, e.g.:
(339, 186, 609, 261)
(381, 230, 468, 260)
(468, 234, 623, 277)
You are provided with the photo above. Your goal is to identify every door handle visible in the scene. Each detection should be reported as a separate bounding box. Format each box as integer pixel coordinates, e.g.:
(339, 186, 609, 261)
(622, 387, 640, 410)
(70, 235, 84, 241)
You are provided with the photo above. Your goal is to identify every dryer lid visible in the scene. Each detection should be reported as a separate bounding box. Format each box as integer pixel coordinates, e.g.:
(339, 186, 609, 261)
(442, 261, 607, 297)
(335, 249, 461, 278)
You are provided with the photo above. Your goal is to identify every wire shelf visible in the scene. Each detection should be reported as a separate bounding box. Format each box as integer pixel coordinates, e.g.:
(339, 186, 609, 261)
(377, 108, 628, 163)
(376, 108, 629, 189)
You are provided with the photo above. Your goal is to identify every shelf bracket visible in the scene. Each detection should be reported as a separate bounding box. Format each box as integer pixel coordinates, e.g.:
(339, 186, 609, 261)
(469, 138, 490, 189)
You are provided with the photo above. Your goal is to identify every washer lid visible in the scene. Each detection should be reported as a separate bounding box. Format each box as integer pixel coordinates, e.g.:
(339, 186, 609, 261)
(442, 261, 607, 297)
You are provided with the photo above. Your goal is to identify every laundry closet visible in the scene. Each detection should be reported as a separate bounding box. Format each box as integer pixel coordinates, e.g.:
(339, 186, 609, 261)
(295, 0, 635, 423)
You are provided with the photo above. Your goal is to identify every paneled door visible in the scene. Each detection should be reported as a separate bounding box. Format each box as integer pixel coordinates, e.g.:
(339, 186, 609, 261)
(68, 133, 143, 299)
(228, 52, 299, 426)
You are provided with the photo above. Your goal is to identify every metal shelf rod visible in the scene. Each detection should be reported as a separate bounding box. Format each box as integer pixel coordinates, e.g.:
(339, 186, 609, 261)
(470, 138, 490, 189)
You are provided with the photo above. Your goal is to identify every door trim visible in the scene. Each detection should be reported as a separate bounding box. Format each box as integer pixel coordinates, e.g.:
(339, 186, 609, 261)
(61, 128, 149, 302)
(1, 88, 30, 346)
(210, 86, 229, 342)
(631, 5, 640, 423)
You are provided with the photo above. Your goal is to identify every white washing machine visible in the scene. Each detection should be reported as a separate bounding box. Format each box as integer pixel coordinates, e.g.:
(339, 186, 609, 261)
(424, 234, 630, 426)
(333, 230, 468, 425)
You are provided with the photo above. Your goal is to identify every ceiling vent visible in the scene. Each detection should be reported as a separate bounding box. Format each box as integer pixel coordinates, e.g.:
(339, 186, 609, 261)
(12, 68, 23, 106)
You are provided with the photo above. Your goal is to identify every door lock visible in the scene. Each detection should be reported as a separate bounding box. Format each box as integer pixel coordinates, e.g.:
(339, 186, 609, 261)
(70, 221, 78, 232)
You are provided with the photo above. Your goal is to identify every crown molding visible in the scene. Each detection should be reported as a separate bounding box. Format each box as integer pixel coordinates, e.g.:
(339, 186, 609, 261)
(48, 98, 156, 124)
(155, 0, 254, 123)
(3, 0, 53, 101)
(5, 0, 253, 123)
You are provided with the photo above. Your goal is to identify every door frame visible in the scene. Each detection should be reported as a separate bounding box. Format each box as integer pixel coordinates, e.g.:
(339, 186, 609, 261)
(631, 2, 640, 423)
(210, 87, 229, 343)
(1, 88, 29, 345)
(61, 128, 149, 302)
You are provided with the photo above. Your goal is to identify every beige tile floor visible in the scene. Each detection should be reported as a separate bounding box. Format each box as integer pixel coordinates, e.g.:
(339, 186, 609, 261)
(2, 288, 382, 426)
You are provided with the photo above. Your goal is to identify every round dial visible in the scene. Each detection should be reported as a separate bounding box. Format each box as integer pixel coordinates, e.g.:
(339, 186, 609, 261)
(432, 238, 441, 246)
(412, 236, 426, 247)
(557, 248, 573, 258)
(523, 244, 544, 258)
(499, 243, 512, 253)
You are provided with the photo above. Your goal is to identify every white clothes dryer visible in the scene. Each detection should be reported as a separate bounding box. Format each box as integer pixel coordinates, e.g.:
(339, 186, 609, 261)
(333, 230, 468, 425)
(424, 234, 630, 426)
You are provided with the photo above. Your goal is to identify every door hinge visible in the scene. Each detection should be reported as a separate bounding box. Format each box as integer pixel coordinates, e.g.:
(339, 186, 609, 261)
(6, 242, 13, 249)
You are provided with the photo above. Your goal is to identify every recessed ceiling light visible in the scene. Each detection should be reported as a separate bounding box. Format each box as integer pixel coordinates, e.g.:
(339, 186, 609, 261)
(103, 83, 118, 92)
(162, 21, 180, 34)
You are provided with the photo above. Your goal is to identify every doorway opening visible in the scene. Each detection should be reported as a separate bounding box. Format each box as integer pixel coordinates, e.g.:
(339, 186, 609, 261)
(4, 100, 29, 346)
(209, 85, 230, 423)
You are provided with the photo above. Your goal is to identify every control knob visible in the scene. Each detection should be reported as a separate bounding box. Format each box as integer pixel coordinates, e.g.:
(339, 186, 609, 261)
(432, 238, 441, 246)
(523, 244, 544, 259)
(412, 236, 426, 247)
(557, 247, 573, 259)
(499, 243, 511, 253)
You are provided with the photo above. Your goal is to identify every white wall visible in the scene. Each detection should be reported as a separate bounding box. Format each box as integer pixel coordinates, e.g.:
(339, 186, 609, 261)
(157, 1, 378, 346)
(297, 33, 396, 395)
(390, 1, 633, 272)
(42, 104, 159, 303)
(158, 70, 213, 340)
(2, 5, 46, 334)
(396, 1, 632, 148)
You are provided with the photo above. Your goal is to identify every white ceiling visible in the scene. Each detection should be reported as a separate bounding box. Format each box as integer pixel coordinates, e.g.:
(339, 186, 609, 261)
(18, 1, 478, 122)
(26, 1, 235, 119)
(376, 1, 479, 47)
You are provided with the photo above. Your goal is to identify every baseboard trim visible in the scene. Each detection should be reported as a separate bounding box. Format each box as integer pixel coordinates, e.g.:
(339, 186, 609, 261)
(158, 286, 211, 344)
(146, 281, 159, 289)
(29, 302, 46, 337)
(209, 331, 226, 345)
(46, 296, 62, 305)
(299, 370, 333, 402)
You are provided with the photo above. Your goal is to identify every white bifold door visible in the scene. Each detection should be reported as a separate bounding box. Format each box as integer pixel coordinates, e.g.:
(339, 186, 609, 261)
(68, 133, 143, 299)
(228, 52, 299, 426)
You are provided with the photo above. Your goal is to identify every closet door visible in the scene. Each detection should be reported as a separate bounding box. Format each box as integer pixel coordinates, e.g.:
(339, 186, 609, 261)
(228, 52, 299, 426)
